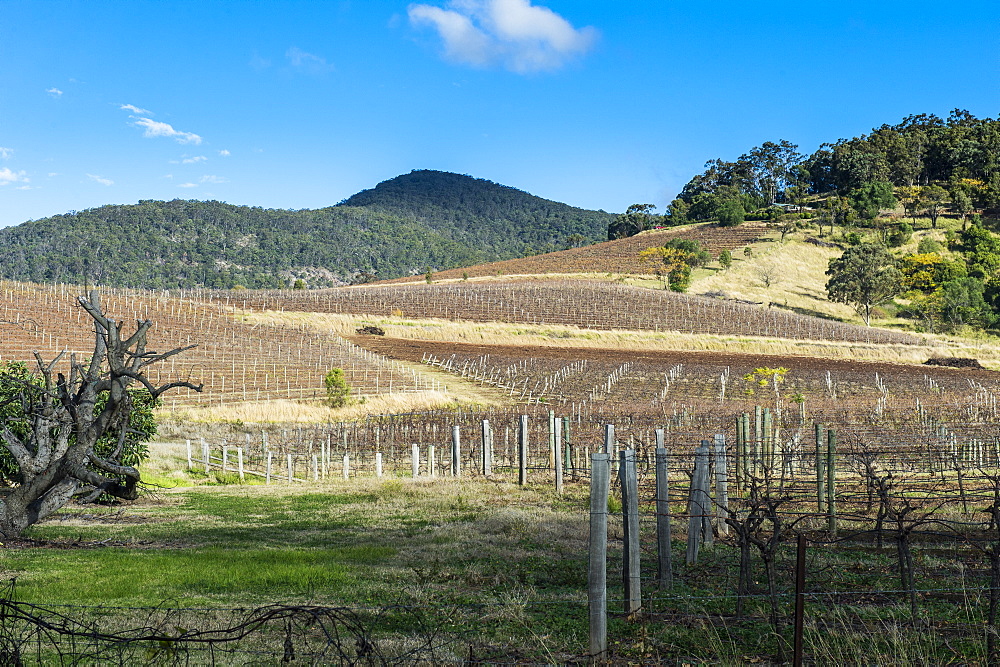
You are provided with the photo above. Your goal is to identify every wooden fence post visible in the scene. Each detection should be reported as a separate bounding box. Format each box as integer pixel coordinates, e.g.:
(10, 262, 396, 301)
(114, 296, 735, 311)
(734, 417, 742, 494)
(519, 415, 529, 486)
(452, 425, 461, 477)
(481, 419, 492, 477)
(816, 422, 826, 513)
(237, 447, 245, 482)
(429, 445, 436, 478)
(186, 439, 192, 470)
(655, 439, 672, 589)
(620, 449, 641, 617)
(753, 406, 762, 476)
(763, 407, 773, 472)
(793, 533, 807, 667)
(588, 453, 610, 663)
(343, 454, 350, 480)
(701, 440, 714, 547)
(548, 410, 556, 469)
(827, 429, 837, 535)
(202, 438, 210, 473)
(266, 451, 272, 484)
(555, 417, 564, 495)
(714, 433, 729, 536)
(412, 443, 420, 478)
(687, 444, 711, 564)
(287, 454, 294, 483)
(563, 416, 573, 479)
(376, 452, 383, 478)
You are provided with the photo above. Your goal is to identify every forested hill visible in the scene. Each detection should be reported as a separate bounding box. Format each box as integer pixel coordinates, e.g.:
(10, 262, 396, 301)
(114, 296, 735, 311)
(0, 171, 611, 289)
(340, 170, 612, 251)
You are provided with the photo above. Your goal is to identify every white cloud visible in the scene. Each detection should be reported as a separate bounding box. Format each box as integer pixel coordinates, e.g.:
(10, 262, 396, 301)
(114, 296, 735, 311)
(86, 173, 114, 186)
(178, 182, 198, 188)
(120, 103, 152, 115)
(0, 147, 12, 159)
(218, 149, 231, 157)
(408, 0, 597, 73)
(200, 175, 228, 184)
(46, 87, 63, 97)
(182, 155, 208, 164)
(0, 167, 29, 185)
(286, 47, 335, 74)
(131, 117, 202, 145)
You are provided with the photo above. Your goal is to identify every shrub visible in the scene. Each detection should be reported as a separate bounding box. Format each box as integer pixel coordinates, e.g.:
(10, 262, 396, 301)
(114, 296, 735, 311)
(719, 249, 733, 270)
(323, 368, 351, 407)
(917, 237, 943, 254)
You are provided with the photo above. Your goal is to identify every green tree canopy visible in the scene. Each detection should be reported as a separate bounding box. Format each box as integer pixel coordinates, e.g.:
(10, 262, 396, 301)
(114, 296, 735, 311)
(608, 204, 658, 240)
(0, 362, 157, 488)
(848, 181, 898, 221)
(825, 243, 903, 325)
(921, 185, 948, 228)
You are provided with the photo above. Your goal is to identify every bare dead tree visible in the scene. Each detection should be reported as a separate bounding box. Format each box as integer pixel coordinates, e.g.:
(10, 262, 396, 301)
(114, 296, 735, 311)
(0, 292, 201, 538)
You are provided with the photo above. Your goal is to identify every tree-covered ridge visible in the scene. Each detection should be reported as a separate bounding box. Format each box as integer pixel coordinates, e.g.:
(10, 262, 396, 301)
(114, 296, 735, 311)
(669, 109, 1000, 223)
(0, 171, 611, 289)
(340, 169, 612, 254)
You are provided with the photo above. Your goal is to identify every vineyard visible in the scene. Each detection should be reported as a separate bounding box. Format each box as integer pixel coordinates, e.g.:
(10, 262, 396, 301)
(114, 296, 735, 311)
(193, 279, 921, 345)
(0, 281, 440, 407)
(6, 259, 1000, 661)
(178, 384, 1000, 662)
(374, 221, 770, 283)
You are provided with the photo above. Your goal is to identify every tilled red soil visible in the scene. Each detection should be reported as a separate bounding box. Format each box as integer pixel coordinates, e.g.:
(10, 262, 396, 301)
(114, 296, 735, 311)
(350, 335, 990, 380)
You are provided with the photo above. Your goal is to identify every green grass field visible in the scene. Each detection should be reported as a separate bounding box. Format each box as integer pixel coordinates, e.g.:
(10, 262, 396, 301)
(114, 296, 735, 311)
(1, 446, 993, 663)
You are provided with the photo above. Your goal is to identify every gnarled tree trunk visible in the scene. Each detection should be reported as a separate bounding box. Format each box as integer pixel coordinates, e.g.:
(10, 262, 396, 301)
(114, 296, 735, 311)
(0, 292, 200, 538)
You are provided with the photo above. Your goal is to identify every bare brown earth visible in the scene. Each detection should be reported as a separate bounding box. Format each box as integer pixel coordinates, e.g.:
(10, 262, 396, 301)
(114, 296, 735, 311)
(349, 334, 1000, 418)
(349, 334, 993, 382)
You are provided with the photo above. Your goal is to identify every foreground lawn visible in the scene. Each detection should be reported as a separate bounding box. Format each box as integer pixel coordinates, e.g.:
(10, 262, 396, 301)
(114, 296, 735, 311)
(0, 471, 991, 663)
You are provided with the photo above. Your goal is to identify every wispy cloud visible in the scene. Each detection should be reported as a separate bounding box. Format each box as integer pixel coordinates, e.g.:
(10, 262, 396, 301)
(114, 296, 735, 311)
(408, 0, 597, 73)
(86, 173, 114, 186)
(200, 175, 228, 184)
(0, 147, 12, 159)
(218, 149, 231, 157)
(0, 167, 29, 185)
(131, 117, 202, 145)
(120, 103, 152, 115)
(46, 87, 63, 97)
(182, 155, 208, 164)
(286, 47, 335, 74)
(178, 182, 198, 188)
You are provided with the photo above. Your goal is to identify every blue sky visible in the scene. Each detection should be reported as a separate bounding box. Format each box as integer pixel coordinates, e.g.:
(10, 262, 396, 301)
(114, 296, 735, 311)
(1, 0, 997, 228)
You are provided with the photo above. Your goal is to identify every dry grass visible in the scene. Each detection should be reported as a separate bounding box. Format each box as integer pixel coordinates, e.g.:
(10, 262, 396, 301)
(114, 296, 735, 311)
(156, 389, 507, 423)
(691, 238, 855, 321)
(240, 309, 1000, 367)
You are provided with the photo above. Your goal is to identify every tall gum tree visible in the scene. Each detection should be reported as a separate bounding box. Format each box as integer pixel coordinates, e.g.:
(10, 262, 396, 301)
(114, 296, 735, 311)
(825, 243, 902, 326)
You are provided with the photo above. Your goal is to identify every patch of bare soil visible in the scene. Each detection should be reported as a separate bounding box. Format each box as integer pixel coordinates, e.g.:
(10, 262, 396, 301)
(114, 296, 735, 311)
(349, 335, 993, 380)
